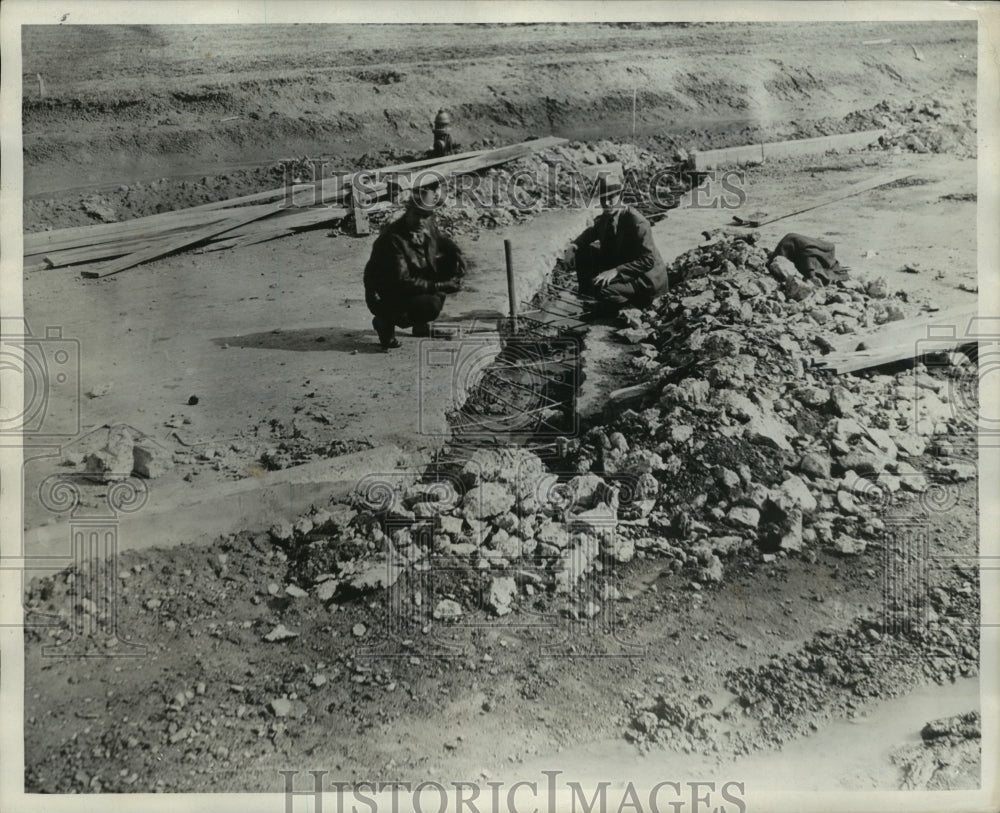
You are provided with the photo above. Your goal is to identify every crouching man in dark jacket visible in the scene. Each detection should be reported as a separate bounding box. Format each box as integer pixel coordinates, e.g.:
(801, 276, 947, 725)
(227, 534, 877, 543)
(565, 175, 668, 313)
(363, 185, 465, 350)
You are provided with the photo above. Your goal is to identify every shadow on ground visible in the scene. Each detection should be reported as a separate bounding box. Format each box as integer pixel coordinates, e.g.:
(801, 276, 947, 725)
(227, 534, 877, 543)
(212, 327, 383, 353)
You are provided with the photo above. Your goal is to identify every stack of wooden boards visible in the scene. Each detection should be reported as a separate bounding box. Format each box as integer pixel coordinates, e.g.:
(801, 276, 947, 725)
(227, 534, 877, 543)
(24, 136, 568, 279)
(811, 304, 980, 373)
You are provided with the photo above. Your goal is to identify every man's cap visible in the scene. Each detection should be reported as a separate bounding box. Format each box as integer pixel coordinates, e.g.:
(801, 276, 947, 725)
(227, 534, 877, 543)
(580, 162, 624, 200)
(406, 184, 445, 214)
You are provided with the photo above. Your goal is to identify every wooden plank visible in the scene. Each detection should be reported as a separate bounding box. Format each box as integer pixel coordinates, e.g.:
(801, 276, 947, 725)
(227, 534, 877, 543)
(400, 137, 568, 191)
(849, 305, 979, 352)
(24, 208, 244, 255)
(813, 337, 978, 374)
(184, 148, 490, 213)
(80, 203, 283, 278)
(734, 172, 912, 228)
(351, 178, 371, 236)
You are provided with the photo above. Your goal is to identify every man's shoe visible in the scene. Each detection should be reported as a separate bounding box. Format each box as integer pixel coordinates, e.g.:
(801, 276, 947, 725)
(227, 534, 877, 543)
(372, 316, 399, 349)
(411, 323, 431, 338)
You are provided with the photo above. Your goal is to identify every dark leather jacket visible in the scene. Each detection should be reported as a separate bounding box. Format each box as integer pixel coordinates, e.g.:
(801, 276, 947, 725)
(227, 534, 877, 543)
(363, 215, 464, 302)
(573, 206, 668, 293)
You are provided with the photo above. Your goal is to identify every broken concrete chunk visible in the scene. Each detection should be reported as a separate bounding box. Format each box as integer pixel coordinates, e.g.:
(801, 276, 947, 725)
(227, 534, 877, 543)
(487, 577, 517, 617)
(799, 451, 832, 480)
(727, 505, 760, 530)
(84, 425, 134, 482)
(831, 536, 866, 556)
(462, 483, 516, 519)
(433, 599, 463, 620)
(131, 437, 173, 478)
(776, 473, 818, 514)
(263, 624, 298, 642)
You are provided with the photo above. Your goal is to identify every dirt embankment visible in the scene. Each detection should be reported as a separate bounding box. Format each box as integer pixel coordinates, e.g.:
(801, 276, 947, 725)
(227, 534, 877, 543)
(21, 22, 975, 230)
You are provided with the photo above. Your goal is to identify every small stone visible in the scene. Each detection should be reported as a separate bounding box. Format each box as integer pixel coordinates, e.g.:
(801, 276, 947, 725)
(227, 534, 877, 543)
(144, 598, 162, 610)
(269, 698, 293, 718)
(866, 278, 889, 298)
(311, 675, 327, 688)
(727, 506, 760, 529)
(670, 425, 694, 443)
(830, 386, 857, 417)
(831, 536, 866, 555)
(285, 585, 308, 598)
(352, 623, 367, 638)
(433, 599, 463, 620)
(263, 624, 298, 642)
(188, 395, 200, 406)
(487, 577, 517, 617)
(799, 451, 832, 479)
(315, 580, 339, 602)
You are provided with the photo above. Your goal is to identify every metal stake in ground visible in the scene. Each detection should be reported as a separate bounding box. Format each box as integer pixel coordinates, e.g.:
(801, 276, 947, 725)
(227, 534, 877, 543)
(504, 238, 518, 333)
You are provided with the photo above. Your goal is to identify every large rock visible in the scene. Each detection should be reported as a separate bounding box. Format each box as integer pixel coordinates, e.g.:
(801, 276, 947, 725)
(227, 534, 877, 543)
(346, 561, 404, 592)
(799, 451, 832, 480)
(570, 503, 618, 541)
(728, 505, 760, 530)
(564, 473, 605, 511)
(463, 483, 516, 519)
(776, 474, 818, 514)
(433, 599, 463, 620)
(830, 386, 857, 417)
(535, 518, 570, 549)
(84, 425, 134, 482)
(606, 535, 635, 564)
(838, 448, 886, 476)
(769, 255, 799, 282)
(132, 437, 173, 478)
(795, 386, 830, 408)
(746, 410, 795, 452)
(831, 536, 867, 555)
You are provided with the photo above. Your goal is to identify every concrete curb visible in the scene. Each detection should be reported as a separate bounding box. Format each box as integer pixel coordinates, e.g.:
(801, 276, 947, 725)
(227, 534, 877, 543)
(691, 129, 887, 171)
(23, 445, 428, 560)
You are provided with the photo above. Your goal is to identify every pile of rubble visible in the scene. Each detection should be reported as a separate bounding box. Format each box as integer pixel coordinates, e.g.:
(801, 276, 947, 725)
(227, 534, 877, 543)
(422, 140, 692, 236)
(863, 97, 977, 158)
(60, 423, 173, 482)
(272, 446, 638, 620)
(563, 232, 975, 566)
(267, 232, 975, 619)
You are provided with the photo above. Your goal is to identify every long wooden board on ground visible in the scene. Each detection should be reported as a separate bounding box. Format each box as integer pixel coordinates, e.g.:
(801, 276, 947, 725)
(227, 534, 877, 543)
(80, 202, 284, 278)
(811, 304, 979, 373)
(732, 172, 913, 228)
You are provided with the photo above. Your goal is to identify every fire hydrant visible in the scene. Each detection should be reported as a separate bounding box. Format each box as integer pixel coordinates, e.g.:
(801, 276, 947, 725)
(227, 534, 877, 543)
(431, 109, 454, 157)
